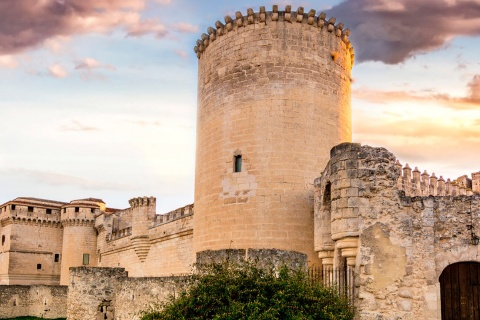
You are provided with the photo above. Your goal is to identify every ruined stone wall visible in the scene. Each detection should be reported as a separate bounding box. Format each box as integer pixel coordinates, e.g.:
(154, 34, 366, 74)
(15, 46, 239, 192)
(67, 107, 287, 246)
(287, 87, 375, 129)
(67, 267, 187, 320)
(314, 143, 480, 320)
(0, 285, 67, 319)
(114, 276, 188, 320)
(67, 267, 128, 320)
(194, 5, 353, 265)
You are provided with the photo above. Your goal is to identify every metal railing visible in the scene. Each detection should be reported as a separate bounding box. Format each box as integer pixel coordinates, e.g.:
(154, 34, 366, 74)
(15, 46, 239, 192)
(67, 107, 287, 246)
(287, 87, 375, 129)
(308, 266, 356, 307)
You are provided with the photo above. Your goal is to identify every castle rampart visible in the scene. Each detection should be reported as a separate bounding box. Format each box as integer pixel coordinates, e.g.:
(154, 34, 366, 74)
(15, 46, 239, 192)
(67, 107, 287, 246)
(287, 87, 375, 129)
(194, 5, 353, 265)
(314, 142, 480, 319)
(0, 285, 67, 319)
(395, 161, 479, 197)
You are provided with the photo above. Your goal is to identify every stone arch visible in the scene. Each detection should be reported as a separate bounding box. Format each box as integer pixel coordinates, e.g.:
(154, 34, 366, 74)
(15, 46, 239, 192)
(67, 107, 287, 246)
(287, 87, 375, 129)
(439, 261, 480, 320)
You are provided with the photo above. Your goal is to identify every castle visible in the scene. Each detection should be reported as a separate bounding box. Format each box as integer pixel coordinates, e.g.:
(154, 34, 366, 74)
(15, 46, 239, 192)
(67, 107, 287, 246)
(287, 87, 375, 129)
(1, 5, 480, 320)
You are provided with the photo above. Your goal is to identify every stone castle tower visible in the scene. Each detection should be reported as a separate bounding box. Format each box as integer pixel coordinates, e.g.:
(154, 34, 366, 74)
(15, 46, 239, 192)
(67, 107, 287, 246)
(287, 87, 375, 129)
(60, 199, 102, 285)
(193, 6, 354, 264)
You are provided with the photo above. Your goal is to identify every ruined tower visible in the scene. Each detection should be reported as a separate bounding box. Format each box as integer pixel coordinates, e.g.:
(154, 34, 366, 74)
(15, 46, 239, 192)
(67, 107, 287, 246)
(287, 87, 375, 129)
(193, 6, 354, 264)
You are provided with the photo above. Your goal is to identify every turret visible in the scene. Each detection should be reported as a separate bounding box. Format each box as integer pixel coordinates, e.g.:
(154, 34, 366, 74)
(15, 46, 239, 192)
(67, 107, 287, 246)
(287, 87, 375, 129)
(59, 198, 102, 285)
(193, 5, 353, 265)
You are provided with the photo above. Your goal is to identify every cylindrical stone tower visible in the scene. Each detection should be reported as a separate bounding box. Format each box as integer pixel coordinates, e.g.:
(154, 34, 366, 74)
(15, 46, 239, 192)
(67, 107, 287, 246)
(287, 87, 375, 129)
(193, 5, 353, 264)
(60, 199, 100, 285)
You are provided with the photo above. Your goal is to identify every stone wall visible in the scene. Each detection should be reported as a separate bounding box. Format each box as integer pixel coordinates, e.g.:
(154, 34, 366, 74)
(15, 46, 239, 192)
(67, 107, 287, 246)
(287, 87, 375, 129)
(67, 267, 128, 320)
(98, 212, 194, 277)
(314, 142, 480, 320)
(196, 248, 307, 270)
(114, 276, 188, 320)
(67, 267, 187, 320)
(0, 285, 67, 319)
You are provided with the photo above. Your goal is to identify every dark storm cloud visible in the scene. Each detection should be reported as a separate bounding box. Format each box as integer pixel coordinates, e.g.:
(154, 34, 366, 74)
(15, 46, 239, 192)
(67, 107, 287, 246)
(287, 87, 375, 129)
(327, 0, 480, 64)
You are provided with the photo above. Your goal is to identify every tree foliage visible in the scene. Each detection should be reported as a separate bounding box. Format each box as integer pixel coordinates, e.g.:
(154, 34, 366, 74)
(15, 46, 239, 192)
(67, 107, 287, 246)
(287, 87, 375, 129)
(140, 260, 354, 320)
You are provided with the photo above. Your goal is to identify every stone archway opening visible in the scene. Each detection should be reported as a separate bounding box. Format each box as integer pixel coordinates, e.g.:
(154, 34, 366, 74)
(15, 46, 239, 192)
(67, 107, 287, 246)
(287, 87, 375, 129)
(440, 261, 480, 320)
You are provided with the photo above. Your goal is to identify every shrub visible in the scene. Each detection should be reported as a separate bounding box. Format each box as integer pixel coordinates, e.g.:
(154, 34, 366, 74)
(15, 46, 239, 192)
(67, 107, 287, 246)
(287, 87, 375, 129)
(140, 260, 354, 320)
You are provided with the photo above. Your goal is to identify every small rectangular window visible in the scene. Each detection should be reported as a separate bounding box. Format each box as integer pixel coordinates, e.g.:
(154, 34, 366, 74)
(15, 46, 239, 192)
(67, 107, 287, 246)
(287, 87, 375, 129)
(54, 254, 60, 262)
(234, 155, 242, 173)
(83, 253, 90, 265)
(1, 235, 5, 246)
(37, 264, 42, 270)
(28, 206, 33, 212)
(11, 204, 16, 210)
(91, 208, 95, 214)
(75, 207, 79, 213)
(63, 208, 66, 213)
(46, 209, 52, 214)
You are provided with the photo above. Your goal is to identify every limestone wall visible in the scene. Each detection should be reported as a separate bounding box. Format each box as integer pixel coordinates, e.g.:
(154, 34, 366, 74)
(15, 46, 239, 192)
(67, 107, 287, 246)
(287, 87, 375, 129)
(0, 285, 67, 319)
(314, 142, 480, 320)
(67, 267, 187, 320)
(67, 267, 128, 320)
(1, 221, 63, 285)
(194, 5, 353, 265)
(98, 204, 194, 277)
(114, 276, 188, 320)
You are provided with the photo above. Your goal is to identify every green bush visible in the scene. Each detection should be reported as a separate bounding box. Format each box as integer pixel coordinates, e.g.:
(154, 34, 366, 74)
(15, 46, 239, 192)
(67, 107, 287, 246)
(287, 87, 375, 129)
(140, 261, 354, 320)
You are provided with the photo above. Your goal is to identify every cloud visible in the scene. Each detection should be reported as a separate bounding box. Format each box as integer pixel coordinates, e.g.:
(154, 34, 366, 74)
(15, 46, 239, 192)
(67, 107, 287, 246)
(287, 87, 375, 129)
(468, 75, 480, 100)
(173, 22, 199, 33)
(75, 57, 115, 70)
(48, 64, 68, 78)
(353, 112, 480, 180)
(175, 50, 188, 59)
(11, 168, 131, 191)
(126, 19, 168, 38)
(0, 55, 17, 69)
(327, 0, 480, 64)
(154, 0, 172, 4)
(353, 75, 480, 110)
(0, 0, 146, 55)
(60, 120, 99, 131)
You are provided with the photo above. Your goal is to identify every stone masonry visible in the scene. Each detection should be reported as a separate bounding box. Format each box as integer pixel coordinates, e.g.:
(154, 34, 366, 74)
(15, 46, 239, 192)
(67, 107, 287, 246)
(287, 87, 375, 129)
(315, 143, 480, 319)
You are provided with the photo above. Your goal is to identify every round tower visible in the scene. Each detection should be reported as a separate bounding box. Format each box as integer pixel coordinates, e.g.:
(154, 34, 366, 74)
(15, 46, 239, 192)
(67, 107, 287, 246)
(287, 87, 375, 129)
(60, 198, 101, 285)
(193, 6, 353, 264)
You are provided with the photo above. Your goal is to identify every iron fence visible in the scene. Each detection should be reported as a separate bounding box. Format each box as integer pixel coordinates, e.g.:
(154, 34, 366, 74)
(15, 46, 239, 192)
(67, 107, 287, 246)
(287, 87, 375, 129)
(308, 266, 356, 307)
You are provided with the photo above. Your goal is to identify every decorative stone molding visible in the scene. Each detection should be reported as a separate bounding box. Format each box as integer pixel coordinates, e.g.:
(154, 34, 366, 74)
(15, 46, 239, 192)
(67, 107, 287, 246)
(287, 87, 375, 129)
(336, 237, 358, 267)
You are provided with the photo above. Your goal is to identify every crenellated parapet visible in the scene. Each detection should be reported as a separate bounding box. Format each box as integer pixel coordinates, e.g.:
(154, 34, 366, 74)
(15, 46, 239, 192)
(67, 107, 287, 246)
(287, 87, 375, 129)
(153, 204, 193, 227)
(193, 5, 354, 65)
(396, 160, 479, 197)
(128, 196, 156, 208)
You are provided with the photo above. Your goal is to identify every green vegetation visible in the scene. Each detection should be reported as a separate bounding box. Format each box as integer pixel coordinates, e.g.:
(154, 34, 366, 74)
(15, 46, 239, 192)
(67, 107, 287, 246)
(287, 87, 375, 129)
(140, 261, 354, 320)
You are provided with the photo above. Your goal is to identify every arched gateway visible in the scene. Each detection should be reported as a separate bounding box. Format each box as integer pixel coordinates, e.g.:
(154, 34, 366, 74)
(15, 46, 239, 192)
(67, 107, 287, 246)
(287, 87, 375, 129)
(440, 262, 480, 320)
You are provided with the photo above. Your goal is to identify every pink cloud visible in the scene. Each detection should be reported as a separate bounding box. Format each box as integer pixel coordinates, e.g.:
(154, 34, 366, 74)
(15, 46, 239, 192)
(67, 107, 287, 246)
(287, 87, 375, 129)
(48, 64, 68, 78)
(0, 0, 147, 55)
(175, 50, 188, 59)
(75, 58, 115, 71)
(126, 19, 168, 38)
(353, 75, 480, 110)
(173, 22, 199, 34)
(0, 55, 18, 69)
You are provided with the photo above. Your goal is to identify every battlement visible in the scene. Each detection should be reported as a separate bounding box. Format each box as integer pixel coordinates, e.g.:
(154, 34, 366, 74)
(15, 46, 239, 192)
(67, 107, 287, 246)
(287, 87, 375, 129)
(107, 226, 132, 242)
(395, 160, 480, 197)
(128, 196, 155, 208)
(193, 5, 354, 65)
(152, 204, 193, 227)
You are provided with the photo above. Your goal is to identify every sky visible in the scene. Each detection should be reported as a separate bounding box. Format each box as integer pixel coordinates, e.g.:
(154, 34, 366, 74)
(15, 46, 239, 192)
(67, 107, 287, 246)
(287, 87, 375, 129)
(0, 0, 479, 212)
